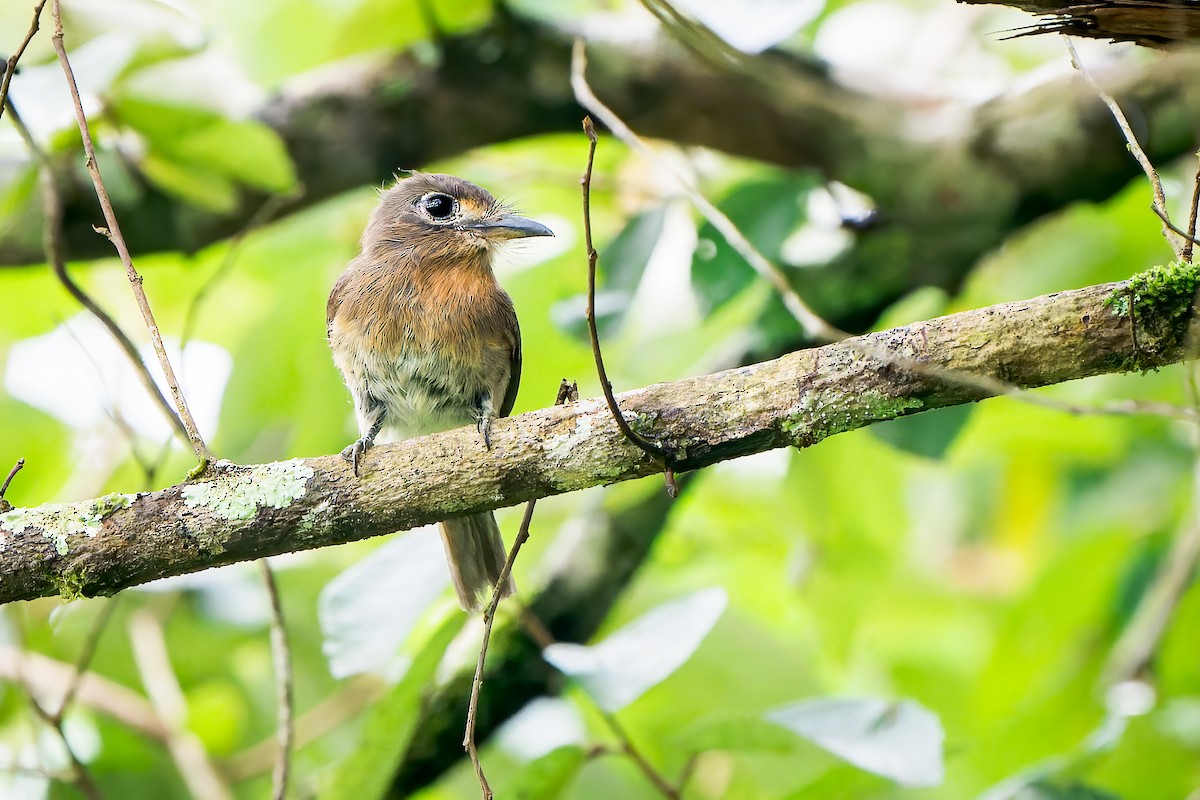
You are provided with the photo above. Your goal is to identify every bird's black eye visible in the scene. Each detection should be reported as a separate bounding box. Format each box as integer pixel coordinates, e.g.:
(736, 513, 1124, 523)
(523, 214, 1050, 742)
(419, 193, 457, 220)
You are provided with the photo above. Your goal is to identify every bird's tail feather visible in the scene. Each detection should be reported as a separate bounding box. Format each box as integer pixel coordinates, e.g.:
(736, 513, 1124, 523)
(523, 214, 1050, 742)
(438, 512, 515, 612)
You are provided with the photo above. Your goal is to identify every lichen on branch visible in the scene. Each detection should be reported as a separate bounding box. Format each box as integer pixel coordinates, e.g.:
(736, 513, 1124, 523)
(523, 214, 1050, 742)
(0, 274, 1195, 604)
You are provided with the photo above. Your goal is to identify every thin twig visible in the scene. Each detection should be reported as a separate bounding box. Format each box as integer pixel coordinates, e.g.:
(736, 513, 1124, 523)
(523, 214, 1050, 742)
(179, 189, 301, 352)
(258, 560, 293, 800)
(54, 598, 120, 720)
(571, 39, 843, 343)
(0, 457, 25, 508)
(1104, 372, 1200, 684)
(11, 611, 105, 800)
(0, 0, 48, 123)
(130, 610, 233, 800)
(49, 0, 214, 469)
(1152, 202, 1200, 249)
(464, 380, 578, 800)
(573, 38, 1200, 433)
(1185, 158, 1200, 263)
(580, 118, 679, 496)
(1065, 37, 1183, 259)
(0, 645, 169, 741)
(5, 98, 191, 448)
(221, 677, 380, 781)
(601, 709, 680, 799)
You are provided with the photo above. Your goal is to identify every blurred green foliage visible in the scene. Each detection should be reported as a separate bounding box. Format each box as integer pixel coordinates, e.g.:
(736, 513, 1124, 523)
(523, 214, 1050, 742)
(1, 1, 1198, 799)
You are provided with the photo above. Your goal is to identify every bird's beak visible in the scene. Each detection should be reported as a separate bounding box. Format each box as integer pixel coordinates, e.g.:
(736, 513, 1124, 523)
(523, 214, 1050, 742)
(469, 214, 555, 241)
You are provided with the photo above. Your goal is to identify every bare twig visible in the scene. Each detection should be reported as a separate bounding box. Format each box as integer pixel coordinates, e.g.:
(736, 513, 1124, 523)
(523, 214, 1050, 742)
(580, 118, 679, 496)
(179, 189, 301, 352)
(571, 39, 843, 343)
(0, 645, 168, 740)
(1152, 202, 1200, 250)
(601, 709, 679, 799)
(464, 379, 578, 800)
(222, 677, 381, 781)
(5, 99, 191, 448)
(0, 0, 48, 122)
(1105, 373, 1200, 684)
(574, 38, 1200, 437)
(1065, 37, 1183, 259)
(130, 611, 232, 800)
(258, 560, 293, 800)
(1185, 158, 1200, 263)
(11, 612, 104, 800)
(54, 598, 120, 720)
(49, 0, 214, 469)
(0, 457, 25, 509)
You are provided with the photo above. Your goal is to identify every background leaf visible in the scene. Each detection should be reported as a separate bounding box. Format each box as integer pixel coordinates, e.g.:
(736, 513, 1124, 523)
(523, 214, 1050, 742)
(543, 587, 728, 712)
(767, 698, 945, 787)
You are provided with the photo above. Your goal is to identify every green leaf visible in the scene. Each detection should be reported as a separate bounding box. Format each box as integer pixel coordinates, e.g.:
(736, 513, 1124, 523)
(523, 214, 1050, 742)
(1007, 780, 1123, 800)
(552, 205, 667, 338)
(767, 698, 944, 787)
(871, 404, 974, 460)
(140, 151, 239, 213)
(675, 714, 797, 755)
(508, 746, 588, 799)
(169, 119, 297, 193)
(690, 175, 817, 315)
(318, 529, 449, 679)
(319, 614, 461, 800)
(543, 587, 727, 712)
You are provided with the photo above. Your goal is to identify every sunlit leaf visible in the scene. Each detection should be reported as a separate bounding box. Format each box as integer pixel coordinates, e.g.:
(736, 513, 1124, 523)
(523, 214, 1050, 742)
(543, 587, 727, 712)
(552, 205, 667, 338)
(508, 745, 588, 800)
(691, 175, 817, 315)
(871, 405, 974, 460)
(318, 528, 450, 679)
(1000, 780, 1123, 800)
(767, 698, 944, 787)
(676, 714, 797, 754)
(319, 614, 460, 800)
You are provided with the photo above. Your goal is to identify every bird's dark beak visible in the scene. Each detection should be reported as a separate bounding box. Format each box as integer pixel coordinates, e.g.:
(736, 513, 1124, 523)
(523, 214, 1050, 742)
(470, 214, 555, 241)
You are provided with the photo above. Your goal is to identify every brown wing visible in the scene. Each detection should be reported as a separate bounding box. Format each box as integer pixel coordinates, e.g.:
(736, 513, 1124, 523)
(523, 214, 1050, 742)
(326, 268, 351, 337)
(498, 299, 521, 418)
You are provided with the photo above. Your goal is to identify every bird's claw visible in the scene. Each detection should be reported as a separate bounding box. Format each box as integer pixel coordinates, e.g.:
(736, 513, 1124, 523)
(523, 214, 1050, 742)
(477, 415, 493, 450)
(341, 437, 374, 476)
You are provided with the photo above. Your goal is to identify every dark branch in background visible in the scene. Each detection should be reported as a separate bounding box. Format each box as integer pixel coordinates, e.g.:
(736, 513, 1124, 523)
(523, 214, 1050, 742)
(960, 0, 1200, 46)
(464, 379, 578, 799)
(49, 0, 214, 468)
(1, 11, 1198, 327)
(0, 0, 47, 122)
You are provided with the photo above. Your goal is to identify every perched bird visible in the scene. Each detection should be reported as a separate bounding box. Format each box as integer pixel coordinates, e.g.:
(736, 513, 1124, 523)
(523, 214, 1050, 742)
(327, 173, 554, 610)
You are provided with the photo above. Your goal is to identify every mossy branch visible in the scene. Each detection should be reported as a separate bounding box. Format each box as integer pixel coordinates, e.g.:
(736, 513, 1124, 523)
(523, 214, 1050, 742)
(1, 269, 1197, 604)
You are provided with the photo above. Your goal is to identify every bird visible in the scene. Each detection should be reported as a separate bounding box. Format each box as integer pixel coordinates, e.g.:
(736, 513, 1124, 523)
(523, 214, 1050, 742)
(326, 172, 554, 611)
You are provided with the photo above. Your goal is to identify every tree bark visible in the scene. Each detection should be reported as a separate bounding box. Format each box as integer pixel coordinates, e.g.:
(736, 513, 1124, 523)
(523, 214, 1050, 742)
(2, 271, 1195, 604)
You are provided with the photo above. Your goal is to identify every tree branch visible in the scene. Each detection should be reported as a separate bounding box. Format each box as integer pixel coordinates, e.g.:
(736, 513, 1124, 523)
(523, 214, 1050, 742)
(1, 10, 1198, 269)
(0, 272, 1195, 604)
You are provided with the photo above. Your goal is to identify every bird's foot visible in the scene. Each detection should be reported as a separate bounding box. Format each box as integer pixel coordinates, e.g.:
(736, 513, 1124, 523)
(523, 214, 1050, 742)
(341, 436, 374, 476)
(477, 414, 493, 450)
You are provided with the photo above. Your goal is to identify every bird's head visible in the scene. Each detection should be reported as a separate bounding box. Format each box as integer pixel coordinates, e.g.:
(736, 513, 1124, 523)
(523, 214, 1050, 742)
(363, 173, 554, 265)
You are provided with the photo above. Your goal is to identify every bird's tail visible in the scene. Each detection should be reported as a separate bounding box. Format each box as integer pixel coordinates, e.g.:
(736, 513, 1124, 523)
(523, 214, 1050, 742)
(438, 512, 515, 612)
